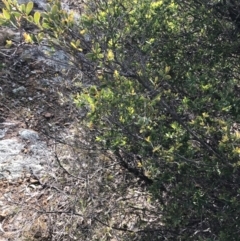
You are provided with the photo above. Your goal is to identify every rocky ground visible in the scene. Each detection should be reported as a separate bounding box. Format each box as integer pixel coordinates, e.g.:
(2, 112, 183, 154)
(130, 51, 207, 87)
(0, 23, 84, 239)
(0, 2, 91, 238)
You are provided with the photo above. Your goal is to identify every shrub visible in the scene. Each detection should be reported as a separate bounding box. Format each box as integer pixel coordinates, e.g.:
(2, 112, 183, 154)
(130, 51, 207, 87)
(2, 0, 240, 239)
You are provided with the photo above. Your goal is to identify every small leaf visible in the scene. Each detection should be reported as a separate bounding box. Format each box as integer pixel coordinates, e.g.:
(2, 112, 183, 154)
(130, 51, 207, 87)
(34, 11, 41, 25)
(46, 4, 51, 12)
(27, 15, 33, 22)
(2, 9, 11, 20)
(19, 4, 26, 13)
(70, 40, 82, 51)
(145, 136, 151, 143)
(85, 52, 94, 60)
(106, 174, 114, 181)
(202, 112, 209, 118)
(51, 5, 58, 15)
(41, 12, 48, 19)
(5, 40, 12, 48)
(233, 147, 240, 154)
(170, 122, 178, 130)
(165, 66, 171, 74)
(221, 135, 229, 143)
(37, 32, 44, 42)
(26, 2, 34, 15)
(12, 11, 22, 18)
(23, 32, 33, 43)
(113, 70, 119, 78)
(80, 29, 86, 35)
(2, 0, 10, 10)
(137, 162, 142, 168)
(75, 39, 80, 47)
(107, 49, 114, 61)
(42, 22, 50, 29)
(165, 75, 171, 80)
(98, 53, 104, 59)
(70, 41, 76, 48)
(153, 145, 161, 153)
(234, 131, 240, 140)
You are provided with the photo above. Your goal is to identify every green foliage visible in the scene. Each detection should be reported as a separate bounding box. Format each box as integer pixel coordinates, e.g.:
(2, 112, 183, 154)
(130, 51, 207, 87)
(75, 1, 240, 239)
(0, 0, 78, 43)
(2, 0, 240, 239)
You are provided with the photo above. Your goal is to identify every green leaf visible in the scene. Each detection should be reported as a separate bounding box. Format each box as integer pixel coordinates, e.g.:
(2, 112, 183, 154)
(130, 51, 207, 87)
(165, 66, 171, 74)
(27, 15, 33, 22)
(98, 53, 104, 59)
(51, 5, 58, 15)
(5, 39, 12, 48)
(70, 41, 76, 48)
(42, 22, 50, 29)
(45, 4, 51, 12)
(75, 39, 80, 47)
(0, 19, 7, 25)
(19, 4, 25, 13)
(2, 9, 10, 20)
(26, 1, 34, 15)
(36, 32, 44, 42)
(12, 11, 22, 18)
(23, 32, 33, 43)
(85, 53, 95, 60)
(2, 0, 10, 10)
(34, 11, 41, 25)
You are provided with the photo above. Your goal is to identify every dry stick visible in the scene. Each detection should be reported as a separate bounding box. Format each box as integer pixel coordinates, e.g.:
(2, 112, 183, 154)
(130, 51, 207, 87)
(54, 152, 85, 181)
(114, 149, 153, 185)
(37, 209, 166, 234)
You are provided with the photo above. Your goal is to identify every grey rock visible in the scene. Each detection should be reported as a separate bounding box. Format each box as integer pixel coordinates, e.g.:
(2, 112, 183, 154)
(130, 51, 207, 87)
(12, 86, 26, 95)
(0, 128, 7, 139)
(20, 46, 75, 73)
(18, 0, 48, 10)
(0, 137, 52, 180)
(16, 0, 81, 74)
(19, 129, 39, 142)
(0, 122, 19, 139)
(0, 139, 24, 160)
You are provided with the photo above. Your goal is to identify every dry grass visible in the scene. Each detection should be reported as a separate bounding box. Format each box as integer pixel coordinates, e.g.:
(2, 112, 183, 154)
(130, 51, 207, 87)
(0, 38, 164, 241)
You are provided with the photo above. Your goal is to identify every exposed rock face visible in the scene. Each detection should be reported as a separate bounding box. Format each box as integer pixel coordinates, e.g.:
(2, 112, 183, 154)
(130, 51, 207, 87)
(18, 0, 48, 10)
(0, 1, 84, 240)
(0, 0, 82, 69)
(0, 0, 82, 179)
(0, 122, 53, 181)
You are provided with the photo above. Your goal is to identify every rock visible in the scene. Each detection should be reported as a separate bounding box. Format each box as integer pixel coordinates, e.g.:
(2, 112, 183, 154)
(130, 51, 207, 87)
(43, 112, 54, 119)
(0, 128, 7, 139)
(0, 127, 53, 180)
(12, 86, 27, 96)
(14, 0, 81, 74)
(0, 137, 52, 180)
(0, 139, 23, 158)
(18, 0, 47, 10)
(19, 129, 39, 142)
(0, 138, 24, 179)
(20, 45, 76, 73)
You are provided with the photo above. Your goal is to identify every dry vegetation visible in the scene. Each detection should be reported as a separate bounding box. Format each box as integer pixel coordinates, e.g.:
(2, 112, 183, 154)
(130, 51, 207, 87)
(0, 31, 164, 241)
